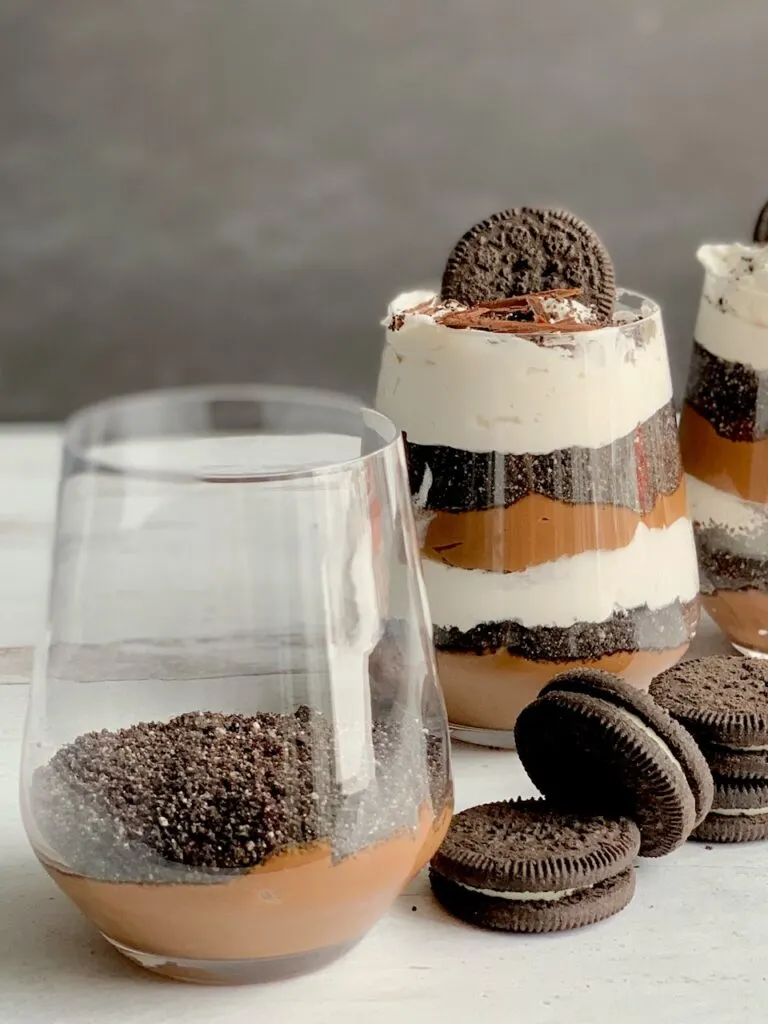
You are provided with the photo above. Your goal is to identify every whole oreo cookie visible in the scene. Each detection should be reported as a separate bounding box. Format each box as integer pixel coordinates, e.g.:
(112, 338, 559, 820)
(650, 655, 768, 781)
(429, 798, 639, 933)
(753, 200, 768, 245)
(440, 207, 616, 320)
(515, 669, 713, 857)
(693, 778, 768, 844)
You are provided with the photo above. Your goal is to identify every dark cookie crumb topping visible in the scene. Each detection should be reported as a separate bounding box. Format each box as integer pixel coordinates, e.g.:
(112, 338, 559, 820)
(33, 702, 447, 883)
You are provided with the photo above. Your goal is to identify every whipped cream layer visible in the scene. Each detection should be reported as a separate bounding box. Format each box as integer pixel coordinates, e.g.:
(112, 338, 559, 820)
(695, 244, 768, 370)
(376, 290, 673, 455)
(687, 474, 768, 538)
(421, 517, 699, 631)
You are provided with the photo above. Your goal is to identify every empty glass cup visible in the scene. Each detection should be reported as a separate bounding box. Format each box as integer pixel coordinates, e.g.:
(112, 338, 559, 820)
(20, 385, 452, 985)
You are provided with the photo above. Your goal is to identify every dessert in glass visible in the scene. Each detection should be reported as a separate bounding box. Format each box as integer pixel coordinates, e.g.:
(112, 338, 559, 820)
(377, 208, 700, 747)
(680, 217, 768, 656)
(21, 385, 452, 984)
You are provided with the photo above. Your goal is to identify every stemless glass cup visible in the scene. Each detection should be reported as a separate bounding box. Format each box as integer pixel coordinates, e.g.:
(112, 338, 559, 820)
(20, 385, 452, 986)
(377, 287, 701, 748)
(680, 248, 768, 657)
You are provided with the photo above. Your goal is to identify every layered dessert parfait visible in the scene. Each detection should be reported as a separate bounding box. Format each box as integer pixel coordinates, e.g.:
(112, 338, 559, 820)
(680, 207, 768, 655)
(377, 208, 700, 744)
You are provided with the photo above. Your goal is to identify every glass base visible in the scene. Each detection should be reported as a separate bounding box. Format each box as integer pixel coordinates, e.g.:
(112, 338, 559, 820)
(449, 722, 517, 749)
(731, 641, 768, 660)
(106, 934, 361, 985)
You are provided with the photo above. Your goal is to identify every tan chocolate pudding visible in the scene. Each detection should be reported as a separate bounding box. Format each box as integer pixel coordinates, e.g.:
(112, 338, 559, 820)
(682, 241, 768, 655)
(30, 707, 451, 981)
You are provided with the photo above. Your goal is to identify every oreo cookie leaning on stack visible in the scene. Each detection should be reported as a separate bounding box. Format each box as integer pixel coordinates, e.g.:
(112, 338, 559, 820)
(650, 655, 768, 842)
(514, 669, 713, 857)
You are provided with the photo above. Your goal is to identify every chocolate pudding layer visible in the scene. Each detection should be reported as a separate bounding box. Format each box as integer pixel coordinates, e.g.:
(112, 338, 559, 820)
(439, 645, 691, 731)
(405, 402, 681, 514)
(421, 484, 687, 573)
(42, 801, 453, 967)
(30, 707, 451, 972)
(701, 591, 768, 655)
(681, 404, 768, 505)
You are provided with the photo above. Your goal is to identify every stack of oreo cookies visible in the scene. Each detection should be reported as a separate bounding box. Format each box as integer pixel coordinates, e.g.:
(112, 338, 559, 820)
(651, 655, 768, 843)
(430, 669, 714, 934)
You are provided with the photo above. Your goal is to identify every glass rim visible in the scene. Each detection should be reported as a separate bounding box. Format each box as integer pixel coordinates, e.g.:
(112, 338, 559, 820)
(61, 383, 401, 484)
(614, 286, 660, 312)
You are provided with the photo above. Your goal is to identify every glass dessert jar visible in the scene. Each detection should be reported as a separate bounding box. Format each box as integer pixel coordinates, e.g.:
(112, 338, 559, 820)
(21, 385, 452, 984)
(378, 288, 700, 747)
(680, 243, 768, 656)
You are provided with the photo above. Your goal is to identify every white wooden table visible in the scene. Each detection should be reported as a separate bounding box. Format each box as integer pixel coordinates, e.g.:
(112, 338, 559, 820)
(1, 427, 766, 1024)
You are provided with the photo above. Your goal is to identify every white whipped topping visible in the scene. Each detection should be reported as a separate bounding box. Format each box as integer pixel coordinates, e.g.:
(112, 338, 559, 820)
(695, 243, 768, 370)
(421, 516, 699, 631)
(377, 290, 672, 455)
(540, 296, 597, 324)
(686, 474, 768, 538)
(698, 243, 768, 290)
(455, 881, 581, 902)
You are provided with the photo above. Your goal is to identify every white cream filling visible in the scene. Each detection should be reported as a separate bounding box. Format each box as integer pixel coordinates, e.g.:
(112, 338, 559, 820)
(609, 706, 686, 780)
(455, 881, 581, 902)
(716, 743, 768, 753)
(377, 290, 672, 455)
(421, 517, 699, 631)
(711, 806, 768, 817)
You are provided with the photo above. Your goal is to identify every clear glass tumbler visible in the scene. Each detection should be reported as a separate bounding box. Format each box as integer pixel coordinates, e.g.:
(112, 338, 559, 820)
(378, 287, 701, 747)
(20, 385, 452, 985)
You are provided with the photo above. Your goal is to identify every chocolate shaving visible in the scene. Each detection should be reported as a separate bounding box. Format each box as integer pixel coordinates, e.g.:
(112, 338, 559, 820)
(434, 286, 601, 336)
(438, 309, 599, 335)
(481, 287, 582, 310)
(527, 295, 549, 323)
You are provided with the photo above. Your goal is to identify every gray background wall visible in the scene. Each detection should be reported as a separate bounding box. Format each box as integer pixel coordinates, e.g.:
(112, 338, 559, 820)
(1, 0, 766, 420)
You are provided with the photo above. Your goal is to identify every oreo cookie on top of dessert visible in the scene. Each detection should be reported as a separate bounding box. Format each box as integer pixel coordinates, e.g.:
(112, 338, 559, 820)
(377, 206, 699, 741)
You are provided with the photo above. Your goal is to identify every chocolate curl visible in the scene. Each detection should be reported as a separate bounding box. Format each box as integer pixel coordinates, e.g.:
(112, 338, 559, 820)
(437, 286, 600, 335)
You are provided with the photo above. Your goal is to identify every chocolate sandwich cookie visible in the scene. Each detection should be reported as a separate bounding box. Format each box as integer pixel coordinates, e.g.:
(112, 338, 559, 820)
(753, 199, 768, 245)
(429, 798, 639, 932)
(650, 655, 768, 780)
(693, 778, 768, 843)
(440, 207, 616, 320)
(514, 669, 714, 857)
